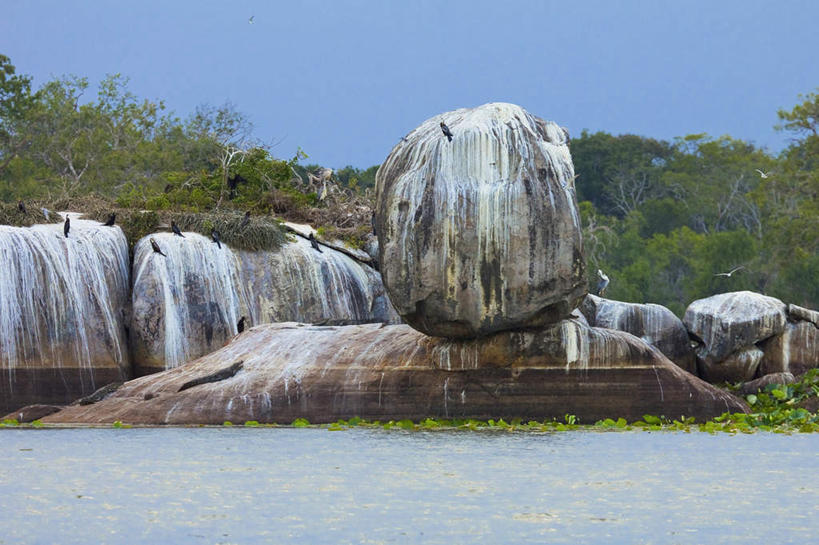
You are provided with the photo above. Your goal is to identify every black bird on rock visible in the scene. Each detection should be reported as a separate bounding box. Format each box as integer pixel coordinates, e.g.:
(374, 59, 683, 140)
(308, 232, 322, 253)
(171, 221, 185, 237)
(237, 316, 246, 334)
(150, 237, 166, 257)
(240, 211, 250, 228)
(440, 121, 453, 142)
(17, 201, 26, 215)
(212, 229, 222, 249)
(63, 216, 70, 238)
(103, 213, 116, 226)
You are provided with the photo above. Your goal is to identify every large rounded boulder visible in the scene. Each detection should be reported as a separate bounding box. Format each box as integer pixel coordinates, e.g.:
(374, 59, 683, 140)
(375, 103, 586, 338)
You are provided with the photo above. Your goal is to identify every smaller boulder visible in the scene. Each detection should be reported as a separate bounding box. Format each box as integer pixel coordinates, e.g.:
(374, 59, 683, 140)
(758, 321, 819, 376)
(580, 295, 695, 374)
(2, 404, 63, 423)
(697, 346, 764, 384)
(684, 291, 786, 365)
(737, 372, 796, 396)
(788, 304, 819, 326)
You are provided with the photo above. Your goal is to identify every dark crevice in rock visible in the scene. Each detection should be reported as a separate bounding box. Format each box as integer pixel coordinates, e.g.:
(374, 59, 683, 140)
(178, 360, 244, 392)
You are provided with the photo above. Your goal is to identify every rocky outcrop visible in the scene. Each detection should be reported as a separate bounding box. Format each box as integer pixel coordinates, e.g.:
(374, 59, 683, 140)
(131, 232, 399, 375)
(44, 320, 746, 425)
(759, 319, 819, 377)
(375, 103, 586, 338)
(580, 295, 695, 373)
(684, 291, 787, 382)
(0, 215, 131, 413)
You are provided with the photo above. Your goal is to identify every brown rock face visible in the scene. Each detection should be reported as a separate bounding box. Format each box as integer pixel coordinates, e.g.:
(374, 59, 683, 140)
(375, 103, 586, 338)
(0, 217, 131, 413)
(44, 321, 746, 425)
(580, 295, 696, 374)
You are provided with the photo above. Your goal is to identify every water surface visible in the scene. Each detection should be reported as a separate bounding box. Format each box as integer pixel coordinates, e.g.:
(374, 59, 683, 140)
(1, 428, 817, 544)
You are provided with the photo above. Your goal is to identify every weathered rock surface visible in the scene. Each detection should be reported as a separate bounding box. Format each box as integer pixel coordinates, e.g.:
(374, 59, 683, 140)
(737, 372, 796, 396)
(684, 291, 787, 382)
(759, 320, 819, 377)
(131, 232, 398, 375)
(0, 215, 131, 413)
(789, 304, 819, 326)
(2, 403, 63, 423)
(580, 295, 695, 374)
(44, 320, 746, 425)
(698, 346, 764, 383)
(376, 103, 586, 338)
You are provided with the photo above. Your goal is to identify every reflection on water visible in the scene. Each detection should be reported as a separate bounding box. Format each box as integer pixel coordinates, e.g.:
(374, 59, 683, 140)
(1, 429, 817, 544)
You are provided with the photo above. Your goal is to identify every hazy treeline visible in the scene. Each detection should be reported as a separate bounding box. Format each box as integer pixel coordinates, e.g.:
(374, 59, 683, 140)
(1, 53, 816, 311)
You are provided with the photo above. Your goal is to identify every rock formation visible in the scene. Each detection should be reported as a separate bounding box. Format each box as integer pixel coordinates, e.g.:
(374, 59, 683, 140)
(43, 319, 746, 425)
(0, 215, 131, 413)
(131, 232, 399, 375)
(580, 295, 695, 373)
(375, 103, 586, 338)
(758, 305, 819, 377)
(684, 291, 787, 382)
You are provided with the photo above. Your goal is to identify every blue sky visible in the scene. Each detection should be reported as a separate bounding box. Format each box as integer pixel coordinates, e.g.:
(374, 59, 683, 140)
(3, 0, 817, 168)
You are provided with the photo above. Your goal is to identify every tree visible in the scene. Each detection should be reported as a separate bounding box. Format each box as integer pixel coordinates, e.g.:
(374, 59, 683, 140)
(0, 54, 39, 177)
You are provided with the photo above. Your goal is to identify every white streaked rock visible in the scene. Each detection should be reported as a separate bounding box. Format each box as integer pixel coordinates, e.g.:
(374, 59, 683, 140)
(375, 103, 586, 338)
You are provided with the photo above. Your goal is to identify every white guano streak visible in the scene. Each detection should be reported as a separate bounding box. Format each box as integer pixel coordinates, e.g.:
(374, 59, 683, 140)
(0, 215, 129, 381)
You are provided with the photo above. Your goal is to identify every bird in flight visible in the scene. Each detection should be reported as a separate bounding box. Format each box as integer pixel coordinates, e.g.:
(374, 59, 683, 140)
(755, 169, 770, 178)
(248, 15, 255, 24)
(440, 121, 453, 142)
(714, 265, 744, 277)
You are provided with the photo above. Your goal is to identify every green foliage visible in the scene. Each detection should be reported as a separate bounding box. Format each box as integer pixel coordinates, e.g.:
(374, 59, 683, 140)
(291, 418, 311, 428)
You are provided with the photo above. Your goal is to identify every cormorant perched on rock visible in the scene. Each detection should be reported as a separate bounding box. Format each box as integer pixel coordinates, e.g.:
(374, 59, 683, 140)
(171, 220, 184, 237)
(17, 201, 26, 214)
(103, 213, 116, 226)
(63, 216, 70, 238)
(596, 269, 610, 296)
(440, 121, 453, 142)
(308, 232, 322, 253)
(237, 316, 246, 334)
(212, 229, 222, 249)
(240, 211, 250, 228)
(150, 237, 166, 257)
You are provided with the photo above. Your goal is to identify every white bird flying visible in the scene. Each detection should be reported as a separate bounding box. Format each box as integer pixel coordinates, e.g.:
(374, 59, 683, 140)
(714, 265, 745, 277)
(755, 169, 770, 178)
(248, 15, 255, 24)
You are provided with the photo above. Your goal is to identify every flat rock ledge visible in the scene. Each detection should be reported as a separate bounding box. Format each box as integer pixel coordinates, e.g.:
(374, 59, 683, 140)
(43, 321, 746, 425)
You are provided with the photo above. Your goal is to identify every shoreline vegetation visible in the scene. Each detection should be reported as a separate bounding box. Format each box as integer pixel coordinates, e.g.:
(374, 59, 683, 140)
(4, 370, 818, 433)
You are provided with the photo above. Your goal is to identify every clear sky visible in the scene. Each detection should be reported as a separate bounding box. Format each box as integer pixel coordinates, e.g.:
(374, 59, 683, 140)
(3, 0, 818, 168)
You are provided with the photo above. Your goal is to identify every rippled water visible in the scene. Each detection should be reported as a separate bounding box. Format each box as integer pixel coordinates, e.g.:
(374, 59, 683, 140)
(1, 429, 817, 544)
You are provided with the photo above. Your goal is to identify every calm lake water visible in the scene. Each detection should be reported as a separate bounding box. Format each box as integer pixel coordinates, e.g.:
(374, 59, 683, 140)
(1, 428, 817, 544)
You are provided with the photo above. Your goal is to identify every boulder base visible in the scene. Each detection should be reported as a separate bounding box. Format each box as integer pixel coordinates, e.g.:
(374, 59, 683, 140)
(44, 321, 746, 425)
